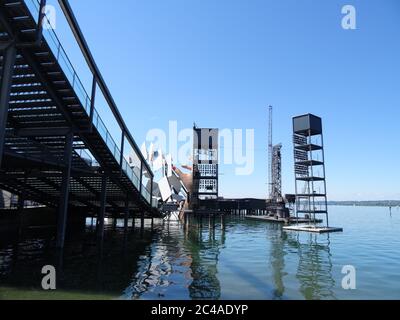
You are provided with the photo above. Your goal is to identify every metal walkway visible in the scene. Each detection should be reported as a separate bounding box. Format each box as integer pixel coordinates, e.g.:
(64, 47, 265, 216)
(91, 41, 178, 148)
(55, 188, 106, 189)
(0, 0, 159, 247)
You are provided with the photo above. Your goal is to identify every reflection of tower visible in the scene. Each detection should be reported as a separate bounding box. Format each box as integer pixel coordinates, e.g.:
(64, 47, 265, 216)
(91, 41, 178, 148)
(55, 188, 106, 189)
(268, 224, 287, 299)
(192, 125, 219, 210)
(125, 222, 194, 299)
(293, 114, 328, 226)
(286, 233, 335, 300)
(185, 218, 224, 299)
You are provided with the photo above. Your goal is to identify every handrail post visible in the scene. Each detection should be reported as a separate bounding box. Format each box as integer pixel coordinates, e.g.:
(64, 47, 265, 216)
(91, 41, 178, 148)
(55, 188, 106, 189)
(139, 161, 143, 195)
(89, 75, 96, 131)
(120, 130, 125, 176)
(36, 0, 47, 44)
(150, 177, 154, 207)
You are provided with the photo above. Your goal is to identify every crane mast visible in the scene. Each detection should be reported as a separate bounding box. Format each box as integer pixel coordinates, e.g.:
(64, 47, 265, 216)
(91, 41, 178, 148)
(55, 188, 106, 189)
(268, 106, 273, 200)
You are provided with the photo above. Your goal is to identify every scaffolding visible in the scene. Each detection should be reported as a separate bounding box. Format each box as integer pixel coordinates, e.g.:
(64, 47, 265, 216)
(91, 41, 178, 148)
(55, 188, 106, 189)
(268, 106, 273, 199)
(267, 106, 283, 202)
(293, 114, 329, 227)
(271, 144, 282, 200)
(192, 125, 219, 210)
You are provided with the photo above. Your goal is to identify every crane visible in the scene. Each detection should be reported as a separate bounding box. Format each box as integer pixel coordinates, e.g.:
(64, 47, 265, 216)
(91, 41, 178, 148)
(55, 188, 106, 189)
(268, 106, 273, 200)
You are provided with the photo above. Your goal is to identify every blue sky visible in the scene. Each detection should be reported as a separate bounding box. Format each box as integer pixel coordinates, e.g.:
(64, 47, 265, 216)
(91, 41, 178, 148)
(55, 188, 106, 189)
(49, 0, 400, 200)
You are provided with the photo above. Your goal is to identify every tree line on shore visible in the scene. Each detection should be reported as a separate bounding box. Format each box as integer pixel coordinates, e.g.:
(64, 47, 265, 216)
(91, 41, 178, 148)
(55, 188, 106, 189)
(327, 200, 400, 207)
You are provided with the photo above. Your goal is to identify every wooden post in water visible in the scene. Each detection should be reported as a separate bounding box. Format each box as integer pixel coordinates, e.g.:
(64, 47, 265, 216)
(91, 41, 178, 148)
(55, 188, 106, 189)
(113, 215, 117, 230)
(140, 212, 145, 238)
(17, 193, 24, 236)
(131, 217, 135, 233)
(97, 175, 107, 243)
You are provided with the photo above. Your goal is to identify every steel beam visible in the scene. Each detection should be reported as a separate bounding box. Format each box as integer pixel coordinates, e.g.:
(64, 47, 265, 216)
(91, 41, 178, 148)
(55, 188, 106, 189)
(97, 175, 107, 241)
(39, 176, 95, 209)
(16, 127, 71, 137)
(73, 175, 119, 209)
(0, 4, 14, 37)
(0, 178, 56, 208)
(56, 132, 73, 248)
(0, 44, 17, 168)
(20, 48, 75, 127)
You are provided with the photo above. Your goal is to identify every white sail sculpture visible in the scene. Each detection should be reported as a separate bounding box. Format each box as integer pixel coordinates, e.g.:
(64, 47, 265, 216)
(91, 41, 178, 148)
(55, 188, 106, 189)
(128, 143, 188, 219)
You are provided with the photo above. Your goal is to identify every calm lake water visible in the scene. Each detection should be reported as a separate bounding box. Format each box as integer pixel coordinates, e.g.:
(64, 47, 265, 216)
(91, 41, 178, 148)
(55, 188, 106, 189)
(0, 206, 399, 300)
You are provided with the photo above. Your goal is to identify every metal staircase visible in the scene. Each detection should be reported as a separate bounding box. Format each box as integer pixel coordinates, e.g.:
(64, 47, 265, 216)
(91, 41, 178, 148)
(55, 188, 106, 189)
(0, 0, 160, 246)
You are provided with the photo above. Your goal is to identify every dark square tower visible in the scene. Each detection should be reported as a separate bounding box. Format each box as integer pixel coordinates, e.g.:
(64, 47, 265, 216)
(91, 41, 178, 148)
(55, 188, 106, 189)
(191, 125, 219, 210)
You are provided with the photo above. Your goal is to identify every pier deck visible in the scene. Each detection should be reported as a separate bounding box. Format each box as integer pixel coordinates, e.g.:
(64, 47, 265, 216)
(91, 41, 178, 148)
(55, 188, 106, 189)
(283, 225, 343, 233)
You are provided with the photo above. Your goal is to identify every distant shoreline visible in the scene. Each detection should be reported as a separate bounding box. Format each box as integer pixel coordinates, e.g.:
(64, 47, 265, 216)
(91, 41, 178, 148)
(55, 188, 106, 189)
(328, 201, 400, 208)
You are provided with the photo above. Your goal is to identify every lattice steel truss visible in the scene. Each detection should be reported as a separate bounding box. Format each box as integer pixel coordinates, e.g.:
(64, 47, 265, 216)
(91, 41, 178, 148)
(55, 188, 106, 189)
(293, 114, 329, 227)
(271, 144, 282, 200)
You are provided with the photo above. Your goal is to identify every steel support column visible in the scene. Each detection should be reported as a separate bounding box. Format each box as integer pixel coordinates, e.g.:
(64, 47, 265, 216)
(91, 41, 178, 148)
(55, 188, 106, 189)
(0, 44, 16, 168)
(124, 197, 129, 233)
(112, 215, 117, 230)
(97, 175, 107, 241)
(17, 190, 25, 236)
(56, 132, 74, 248)
(140, 211, 144, 238)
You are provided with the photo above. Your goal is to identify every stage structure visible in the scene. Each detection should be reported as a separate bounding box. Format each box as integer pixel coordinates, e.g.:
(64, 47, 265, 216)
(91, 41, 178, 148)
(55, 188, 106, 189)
(292, 114, 329, 227)
(191, 125, 219, 210)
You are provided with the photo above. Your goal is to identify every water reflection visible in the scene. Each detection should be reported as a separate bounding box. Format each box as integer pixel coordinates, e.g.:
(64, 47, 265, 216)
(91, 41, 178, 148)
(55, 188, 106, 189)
(286, 232, 336, 300)
(124, 216, 225, 300)
(185, 215, 224, 300)
(268, 224, 287, 299)
(0, 214, 349, 300)
(0, 222, 157, 297)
